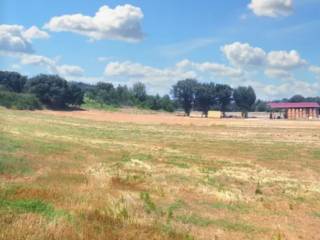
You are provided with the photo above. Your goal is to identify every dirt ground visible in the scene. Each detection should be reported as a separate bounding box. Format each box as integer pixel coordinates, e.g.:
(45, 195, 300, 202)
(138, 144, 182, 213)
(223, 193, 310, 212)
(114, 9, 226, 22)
(38, 109, 320, 128)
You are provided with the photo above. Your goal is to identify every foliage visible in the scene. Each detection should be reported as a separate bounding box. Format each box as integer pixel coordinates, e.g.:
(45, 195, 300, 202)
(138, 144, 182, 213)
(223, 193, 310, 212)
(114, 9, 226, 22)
(26, 74, 84, 108)
(172, 79, 198, 116)
(0, 90, 42, 110)
(133, 82, 147, 102)
(194, 83, 216, 117)
(67, 82, 84, 106)
(233, 86, 256, 118)
(27, 74, 70, 108)
(86, 82, 176, 112)
(289, 94, 305, 102)
(215, 84, 233, 117)
(255, 99, 269, 112)
(0, 71, 27, 93)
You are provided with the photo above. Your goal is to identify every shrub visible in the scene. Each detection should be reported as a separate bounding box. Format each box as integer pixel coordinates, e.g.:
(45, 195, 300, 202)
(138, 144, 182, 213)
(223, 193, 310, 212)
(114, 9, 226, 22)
(0, 90, 42, 110)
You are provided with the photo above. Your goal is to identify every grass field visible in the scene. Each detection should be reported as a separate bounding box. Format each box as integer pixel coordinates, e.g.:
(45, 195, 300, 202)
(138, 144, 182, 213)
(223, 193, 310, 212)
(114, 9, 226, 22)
(1, 107, 320, 240)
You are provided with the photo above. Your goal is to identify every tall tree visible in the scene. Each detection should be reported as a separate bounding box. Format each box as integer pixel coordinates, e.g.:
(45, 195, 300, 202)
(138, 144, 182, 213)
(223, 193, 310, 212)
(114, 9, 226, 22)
(132, 82, 147, 102)
(194, 82, 216, 117)
(172, 79, 198, 116)
(95, 82, 115, 104)
(233, 86, 256, 118)
(216, 84, 233, 117)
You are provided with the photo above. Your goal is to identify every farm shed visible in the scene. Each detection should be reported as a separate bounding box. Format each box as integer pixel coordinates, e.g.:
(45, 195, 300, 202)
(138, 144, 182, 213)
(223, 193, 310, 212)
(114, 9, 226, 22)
(268, 102, 320, 120)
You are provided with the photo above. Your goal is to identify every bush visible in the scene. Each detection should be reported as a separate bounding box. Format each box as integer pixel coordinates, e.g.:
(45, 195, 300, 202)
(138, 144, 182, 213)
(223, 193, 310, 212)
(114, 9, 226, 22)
(0, 90, 42, 110)
(26, 74, 70, 108)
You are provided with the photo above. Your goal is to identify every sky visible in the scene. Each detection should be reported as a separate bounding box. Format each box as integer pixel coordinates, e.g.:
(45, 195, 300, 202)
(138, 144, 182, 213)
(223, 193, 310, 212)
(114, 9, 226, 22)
(1, 0, 320, 99)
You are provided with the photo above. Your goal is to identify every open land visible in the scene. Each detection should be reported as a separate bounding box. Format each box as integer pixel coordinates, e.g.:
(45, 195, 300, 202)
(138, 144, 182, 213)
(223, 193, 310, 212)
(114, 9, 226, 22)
(1, 107, 320, 240)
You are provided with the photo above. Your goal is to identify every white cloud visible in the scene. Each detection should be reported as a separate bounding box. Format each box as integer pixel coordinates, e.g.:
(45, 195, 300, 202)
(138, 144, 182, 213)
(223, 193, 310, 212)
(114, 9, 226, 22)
(17, 54, 84, 77)
(103, 59, 244, 93)
(104, 61, 196, 93)
(309, 65, 320, 77)
(264, 68, 293, 80)
(267, 50, 306, 70)
(44, 4, 144, 42)
(22, 26, 50, 41)
(0, 25, 33, 53)
(240, 79, 320, 99)
(56, 65, 84, 76)
(0, 24, 49, 54)
(19, 54, 55, 66)
(221, 42, 266, 68)
(175, 59, 243, 78)
(248, 0, 293, 17)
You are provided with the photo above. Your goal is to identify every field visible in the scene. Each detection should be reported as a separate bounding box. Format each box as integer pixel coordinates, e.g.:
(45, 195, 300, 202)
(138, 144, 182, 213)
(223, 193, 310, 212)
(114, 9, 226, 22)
(1, 107, 320, 240)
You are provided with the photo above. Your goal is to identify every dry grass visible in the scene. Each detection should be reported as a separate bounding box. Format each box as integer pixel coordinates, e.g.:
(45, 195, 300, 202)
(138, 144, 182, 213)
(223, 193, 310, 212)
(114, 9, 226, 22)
(1, 107, 320, 240)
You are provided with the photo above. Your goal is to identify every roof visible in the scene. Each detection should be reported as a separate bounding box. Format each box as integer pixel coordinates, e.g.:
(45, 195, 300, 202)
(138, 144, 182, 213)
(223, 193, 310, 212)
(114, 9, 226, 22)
(268, 102, 320, 109)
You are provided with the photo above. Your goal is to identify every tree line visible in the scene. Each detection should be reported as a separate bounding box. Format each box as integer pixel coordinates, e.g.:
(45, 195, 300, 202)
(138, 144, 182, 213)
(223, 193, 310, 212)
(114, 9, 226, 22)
(1, 70, 319, 117)
(172, 79, 256, 117)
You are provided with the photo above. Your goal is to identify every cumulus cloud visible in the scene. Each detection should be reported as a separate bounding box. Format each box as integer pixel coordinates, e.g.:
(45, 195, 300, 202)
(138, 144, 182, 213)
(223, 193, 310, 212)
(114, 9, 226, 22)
(55, 65, 84, 76)
(267, 50, 306, 70)
(103, 59, 244, 93)
(221, 42, 266, 68)
(221, 42, 307, 81)
(18, 54, 84, 77)
(175, 59, 243, 78)
(0, 25, 33, 53)
(0, 24, 49, 54)
(239, 79, 320, 100)
(22, 26, 50, 41)
(104, 61, 195, 92)
(248, 0, 293, 17)
(44, 4, 144, 42)
(19, 54, 55, 66)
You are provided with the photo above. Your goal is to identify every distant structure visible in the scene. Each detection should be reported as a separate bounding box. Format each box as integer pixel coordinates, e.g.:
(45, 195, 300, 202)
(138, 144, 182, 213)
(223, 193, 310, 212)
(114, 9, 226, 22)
(268, 102, 320, 120)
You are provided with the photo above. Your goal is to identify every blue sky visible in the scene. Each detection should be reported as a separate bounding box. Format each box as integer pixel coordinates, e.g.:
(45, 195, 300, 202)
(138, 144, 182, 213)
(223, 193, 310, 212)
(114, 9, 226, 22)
(1, 0, 320, 99)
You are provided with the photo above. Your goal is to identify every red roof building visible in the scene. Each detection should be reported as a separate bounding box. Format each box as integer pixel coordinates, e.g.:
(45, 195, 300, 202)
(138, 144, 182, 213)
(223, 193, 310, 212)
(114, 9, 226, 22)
(268, 102, 320, 120)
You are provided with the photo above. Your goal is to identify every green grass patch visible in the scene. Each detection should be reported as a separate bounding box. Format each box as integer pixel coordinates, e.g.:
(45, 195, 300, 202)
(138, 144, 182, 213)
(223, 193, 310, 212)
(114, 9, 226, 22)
(312, 150, 320, 160)
(140, 192, 158, 214)
(82, 98, 118, 112)
(0, 154, 31, 175)
(0, 134, 22, 153)
(0, 198, 67, 219)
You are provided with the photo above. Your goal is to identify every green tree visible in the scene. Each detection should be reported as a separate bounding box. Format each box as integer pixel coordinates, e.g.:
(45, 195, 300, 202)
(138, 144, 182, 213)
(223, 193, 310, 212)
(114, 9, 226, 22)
(94, 82, 116, 105)
(255, 99, 269, 112)
(172, 79, 198, 116)
(233, 86, 256, 118)
(160, 94, 175, 112)
(194, 83, 216, 117)
(132, 82, 147, 102)
(0, 71, 27, 93)
(26, 74, 70, 108)
(216, 84, 233, 117)
(289, 94, 305, 102)
(67, 83, 84, 106)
